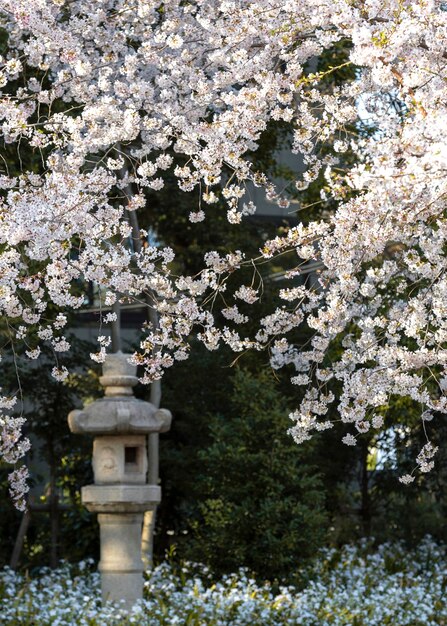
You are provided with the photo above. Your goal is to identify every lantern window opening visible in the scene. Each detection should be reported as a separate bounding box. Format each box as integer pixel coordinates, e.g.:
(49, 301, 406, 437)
(125, 445, 140, 472)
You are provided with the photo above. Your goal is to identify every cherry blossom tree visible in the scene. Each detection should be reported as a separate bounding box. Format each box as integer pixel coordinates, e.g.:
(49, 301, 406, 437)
(0, 0, 446, 506)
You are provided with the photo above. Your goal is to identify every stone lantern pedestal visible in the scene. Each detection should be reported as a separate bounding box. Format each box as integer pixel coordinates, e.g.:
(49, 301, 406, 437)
(68, 352, 171, 607)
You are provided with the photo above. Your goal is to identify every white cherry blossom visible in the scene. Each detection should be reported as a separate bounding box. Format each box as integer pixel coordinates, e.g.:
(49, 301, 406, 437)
(0, 0, 446, 503)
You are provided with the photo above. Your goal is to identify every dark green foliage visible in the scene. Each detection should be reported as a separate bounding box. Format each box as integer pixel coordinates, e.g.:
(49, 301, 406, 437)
(157, 367, 328, 580)
(363, 397, 447, 546)
(0, 337, 101, 569)
(153, 343, 236, 559)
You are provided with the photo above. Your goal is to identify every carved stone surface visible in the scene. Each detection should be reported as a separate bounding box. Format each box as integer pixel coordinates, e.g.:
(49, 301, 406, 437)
(98, 513, 145, 607)
(68, 399, 169, 434)
(100, 351, 138, 396)
(68, 351, 171, 608)
(92, 435, 148, 485)
(67, 352, 172, 435)
(81, 484, 161, 513)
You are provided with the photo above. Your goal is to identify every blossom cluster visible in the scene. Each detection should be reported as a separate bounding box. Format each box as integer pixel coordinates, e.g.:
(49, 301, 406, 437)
(0, 538, 445, 625)
(0, 0, 447, 492)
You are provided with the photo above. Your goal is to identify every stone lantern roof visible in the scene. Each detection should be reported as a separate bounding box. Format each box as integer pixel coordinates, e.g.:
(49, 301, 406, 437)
(68, 351, 171, 436)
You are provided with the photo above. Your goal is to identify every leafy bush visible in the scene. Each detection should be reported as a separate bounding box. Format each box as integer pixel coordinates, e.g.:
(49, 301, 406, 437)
(0, 538, 446, 625)
(184, 369, 328, 578)
(157, 366, 328, 577)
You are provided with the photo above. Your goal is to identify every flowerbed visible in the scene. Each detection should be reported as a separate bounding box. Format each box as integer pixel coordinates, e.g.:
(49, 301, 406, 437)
(0, 538, 446, 625)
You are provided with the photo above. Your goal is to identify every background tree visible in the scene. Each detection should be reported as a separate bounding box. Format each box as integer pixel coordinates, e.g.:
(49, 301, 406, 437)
(177, 368, 328, 579)
(0, 336, 101, 568)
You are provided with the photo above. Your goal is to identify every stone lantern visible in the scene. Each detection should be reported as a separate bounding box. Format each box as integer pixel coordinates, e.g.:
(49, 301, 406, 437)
(68, 352, 171, 607)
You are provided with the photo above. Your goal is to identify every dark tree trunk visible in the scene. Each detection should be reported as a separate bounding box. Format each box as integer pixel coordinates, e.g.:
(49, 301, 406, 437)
(360, 441, 372, 536)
